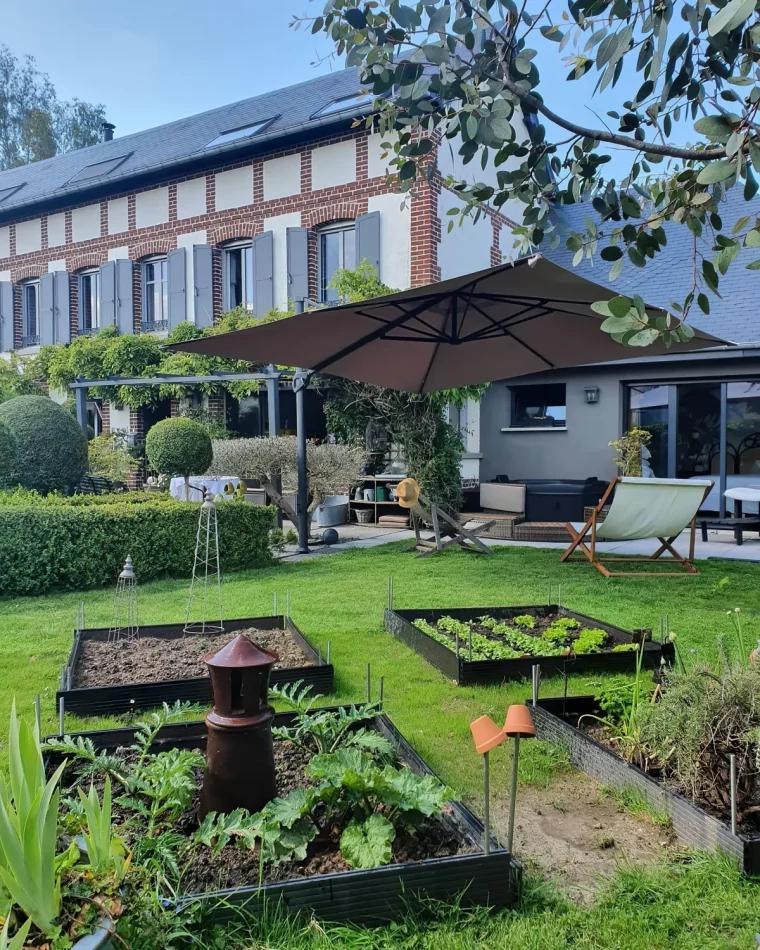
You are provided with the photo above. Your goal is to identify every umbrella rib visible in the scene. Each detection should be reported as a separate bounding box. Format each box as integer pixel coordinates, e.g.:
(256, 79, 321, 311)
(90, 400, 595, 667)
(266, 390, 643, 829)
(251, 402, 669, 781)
(459, 300, 546, 340)
(309, 297, 443, 373)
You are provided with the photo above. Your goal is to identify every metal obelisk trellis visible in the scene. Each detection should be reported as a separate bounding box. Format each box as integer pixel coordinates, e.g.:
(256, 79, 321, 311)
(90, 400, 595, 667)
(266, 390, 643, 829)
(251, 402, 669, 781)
(184, 489, 224, 635)
(108, 555, 139, 642)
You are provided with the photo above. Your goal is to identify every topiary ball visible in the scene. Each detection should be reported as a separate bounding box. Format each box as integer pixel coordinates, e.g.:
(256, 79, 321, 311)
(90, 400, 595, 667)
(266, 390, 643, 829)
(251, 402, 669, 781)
(0, 395, 87, 494)
(145, 417, 213, 478)
(322, 527, 339, 545)
(0, 420, 17, 488)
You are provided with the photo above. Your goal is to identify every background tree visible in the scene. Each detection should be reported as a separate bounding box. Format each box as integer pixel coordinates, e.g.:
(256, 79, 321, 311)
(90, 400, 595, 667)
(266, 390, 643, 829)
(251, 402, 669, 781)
(145, 418, 213, 501)
(303, 0, 760, 343)
(0, 44, 105, 168)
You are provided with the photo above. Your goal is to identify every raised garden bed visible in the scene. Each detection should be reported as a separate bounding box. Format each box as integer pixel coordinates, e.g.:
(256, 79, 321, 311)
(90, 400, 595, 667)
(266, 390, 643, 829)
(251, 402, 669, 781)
(384, 605, 672, 685)
(57, 615, 334, 716)
(45, 708, 519, 924)
(530, 696, 760, 875)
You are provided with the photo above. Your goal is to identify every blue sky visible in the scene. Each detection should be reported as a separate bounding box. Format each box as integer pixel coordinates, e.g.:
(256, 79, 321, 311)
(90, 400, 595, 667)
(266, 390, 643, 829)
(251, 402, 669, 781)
(2, 0, 647, 180)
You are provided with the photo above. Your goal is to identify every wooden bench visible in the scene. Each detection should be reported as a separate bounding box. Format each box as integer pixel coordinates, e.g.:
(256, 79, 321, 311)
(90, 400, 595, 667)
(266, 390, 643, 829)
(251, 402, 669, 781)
(77, 474, 126, 495)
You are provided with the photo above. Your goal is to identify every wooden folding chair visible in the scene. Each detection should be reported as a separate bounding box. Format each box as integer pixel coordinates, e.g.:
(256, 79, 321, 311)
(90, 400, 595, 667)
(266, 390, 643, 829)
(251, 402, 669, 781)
(407, 495, 494, 558)
(560, 476, 714, 577)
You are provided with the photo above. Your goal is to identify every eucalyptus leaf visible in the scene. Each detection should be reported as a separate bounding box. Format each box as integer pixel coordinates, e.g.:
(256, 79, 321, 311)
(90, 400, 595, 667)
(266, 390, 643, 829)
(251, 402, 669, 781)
(696, 161, 736, 185)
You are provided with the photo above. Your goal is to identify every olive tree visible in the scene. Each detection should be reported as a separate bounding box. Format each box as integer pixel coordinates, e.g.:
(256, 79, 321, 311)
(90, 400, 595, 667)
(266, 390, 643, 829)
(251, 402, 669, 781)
(209, 437, 366, 527)
(302, 0, 760, 343)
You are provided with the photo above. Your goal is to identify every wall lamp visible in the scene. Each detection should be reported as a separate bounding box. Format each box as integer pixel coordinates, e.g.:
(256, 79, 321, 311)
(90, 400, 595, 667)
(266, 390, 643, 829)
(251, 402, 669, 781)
(584, 385, 600, 404)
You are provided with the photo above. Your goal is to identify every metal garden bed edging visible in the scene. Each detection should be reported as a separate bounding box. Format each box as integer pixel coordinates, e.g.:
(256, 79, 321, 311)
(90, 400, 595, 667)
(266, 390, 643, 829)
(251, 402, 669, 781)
(45, 708, 521, 924)
(384, 605, 672, 686)
(57, 615, 334, 716)
(530, 696, 760, 875)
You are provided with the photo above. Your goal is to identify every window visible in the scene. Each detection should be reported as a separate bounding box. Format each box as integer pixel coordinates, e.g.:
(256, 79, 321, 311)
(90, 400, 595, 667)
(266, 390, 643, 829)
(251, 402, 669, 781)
(78, 269, 100, 334)
(319, 223, 356, 302)
(312, 92, 374, 118)
(510, 384, 566, 428)
(223, 242, 254, 311)
(627, 384, 669, 476)
(205, 118, 275, 149)
(142, 257, 168, 331)
(21, 279, 40, 347)
(67, 154, 132, 184)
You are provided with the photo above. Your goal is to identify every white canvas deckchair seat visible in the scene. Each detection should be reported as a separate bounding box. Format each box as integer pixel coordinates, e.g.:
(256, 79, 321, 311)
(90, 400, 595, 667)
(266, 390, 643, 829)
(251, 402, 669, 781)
(594, 477, 713, 542)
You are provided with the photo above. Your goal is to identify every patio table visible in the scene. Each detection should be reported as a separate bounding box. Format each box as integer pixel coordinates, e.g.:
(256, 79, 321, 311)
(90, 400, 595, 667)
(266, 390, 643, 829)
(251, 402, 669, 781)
(700, 487, 760, 545)
(169, 476, 240, 501)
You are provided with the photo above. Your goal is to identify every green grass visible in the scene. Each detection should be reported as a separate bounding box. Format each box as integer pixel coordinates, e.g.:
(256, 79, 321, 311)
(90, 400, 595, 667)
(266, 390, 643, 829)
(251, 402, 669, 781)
(2, 542, 759, 947)
(601, 785, 673, 828)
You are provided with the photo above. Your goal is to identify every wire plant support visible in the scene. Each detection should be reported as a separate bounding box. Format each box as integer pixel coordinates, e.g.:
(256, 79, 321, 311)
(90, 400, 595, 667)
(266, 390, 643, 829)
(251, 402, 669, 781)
(108, 555, 139, 642)
(185, 489, 224, 636)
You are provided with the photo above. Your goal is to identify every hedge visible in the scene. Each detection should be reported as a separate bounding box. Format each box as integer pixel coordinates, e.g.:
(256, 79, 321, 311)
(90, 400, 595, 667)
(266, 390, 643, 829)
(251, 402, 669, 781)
(0, 495, 275, 597)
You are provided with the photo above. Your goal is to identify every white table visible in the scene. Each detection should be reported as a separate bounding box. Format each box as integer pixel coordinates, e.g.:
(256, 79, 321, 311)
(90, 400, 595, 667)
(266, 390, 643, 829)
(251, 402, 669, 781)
(724, 486, 760, 517)
(169, 476, 240, 501)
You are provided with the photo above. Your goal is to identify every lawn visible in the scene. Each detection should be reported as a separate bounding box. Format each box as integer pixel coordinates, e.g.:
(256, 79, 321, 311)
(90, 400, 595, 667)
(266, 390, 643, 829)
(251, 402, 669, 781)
(2, 541, 760, 948)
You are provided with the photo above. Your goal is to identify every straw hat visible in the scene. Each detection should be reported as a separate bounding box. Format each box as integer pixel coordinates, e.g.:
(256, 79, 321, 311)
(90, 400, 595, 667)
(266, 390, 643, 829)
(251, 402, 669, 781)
(395, 478, 420, 509)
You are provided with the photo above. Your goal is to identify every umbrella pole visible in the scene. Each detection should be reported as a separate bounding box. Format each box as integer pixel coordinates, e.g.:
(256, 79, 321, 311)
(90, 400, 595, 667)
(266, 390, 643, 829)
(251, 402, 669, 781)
(293, 301, 311, 554)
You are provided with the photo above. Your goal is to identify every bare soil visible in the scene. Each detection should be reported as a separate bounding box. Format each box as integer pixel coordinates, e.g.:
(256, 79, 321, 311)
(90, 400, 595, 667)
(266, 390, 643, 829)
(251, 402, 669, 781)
(73, 627, 312, 688)
(487, 771, 676, 905)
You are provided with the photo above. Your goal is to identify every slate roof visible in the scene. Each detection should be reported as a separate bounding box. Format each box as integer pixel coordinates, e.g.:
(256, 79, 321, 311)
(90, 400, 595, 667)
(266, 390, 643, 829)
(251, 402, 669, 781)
(0, 67, 365, 219)
(545, 187, 760, 344)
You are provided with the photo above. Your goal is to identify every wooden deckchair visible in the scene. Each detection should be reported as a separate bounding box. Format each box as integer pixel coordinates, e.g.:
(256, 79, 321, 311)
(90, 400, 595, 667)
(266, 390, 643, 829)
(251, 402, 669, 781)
(408, 497, 495, 557)
(560, 476, 713, 577)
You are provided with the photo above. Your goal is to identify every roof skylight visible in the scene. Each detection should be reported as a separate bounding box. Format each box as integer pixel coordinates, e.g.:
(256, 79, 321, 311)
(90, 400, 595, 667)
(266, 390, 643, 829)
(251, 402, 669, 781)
(67, 153, 132, 185)
(0, 183, 25, 204)
(205, 118, 276, 148)
(312, 92, 374, 118)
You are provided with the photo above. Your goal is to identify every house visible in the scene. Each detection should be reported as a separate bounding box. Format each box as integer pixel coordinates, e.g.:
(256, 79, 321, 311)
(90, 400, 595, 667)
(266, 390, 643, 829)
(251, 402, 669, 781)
(0, 66, 519, 485)
(479, 188, 760, 515)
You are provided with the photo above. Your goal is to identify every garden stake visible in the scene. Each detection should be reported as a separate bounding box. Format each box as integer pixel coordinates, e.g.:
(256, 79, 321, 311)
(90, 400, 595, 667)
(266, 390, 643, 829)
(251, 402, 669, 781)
(531, 665, 541, 706)
(379, 676, 384, 707)
(286, 590, 291, 619)
(470, 716, 506, 857)
(456, 631, 460, 661)
(273, 592, 278, 618)
(469, 629, 473, 662)
(557, 585, 562, 609)
(59, 696, 65, 738)
(318, 646, 322, 666)
(34, 693, 41, 737)
(388, 575, 394, 611)
(730, 754, 738, 835)
(547, 584, 551, 606)
(504, 705, 537, 854)
(366, 664, 371, 704)
(326, 641, 331, 665)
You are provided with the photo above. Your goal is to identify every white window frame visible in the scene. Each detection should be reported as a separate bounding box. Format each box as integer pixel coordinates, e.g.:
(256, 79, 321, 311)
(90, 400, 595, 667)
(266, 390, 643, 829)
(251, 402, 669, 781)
(141, 256, 168, 331)
(77, 268, 100, 335)
(317, 221, 356, 303)
(222, 240, 254, 312)
(21, 279, 40, 347)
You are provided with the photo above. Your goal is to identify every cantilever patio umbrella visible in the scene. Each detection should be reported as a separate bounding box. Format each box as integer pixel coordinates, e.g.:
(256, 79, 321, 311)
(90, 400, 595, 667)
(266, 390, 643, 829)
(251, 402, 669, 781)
(168, 255, 726, 550)
(168, 256, 725, 392)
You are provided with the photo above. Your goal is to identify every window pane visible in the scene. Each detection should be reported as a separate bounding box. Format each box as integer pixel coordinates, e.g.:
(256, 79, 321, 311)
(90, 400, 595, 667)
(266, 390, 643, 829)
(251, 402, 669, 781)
(80, 275, 92, 331)
(160, 260, 168, 321)
(676, 383, 720, 478)
(343, 228, 356, 271)
(228, 249, 242, 308)
(91, 272, 100, 328)
(244, 246, 254, 312)
(726, 382, 760, 477)
(144, 264, 155, 323)
(512, 384, 566, 427)
(320, 232, 341, 302)
(24, 285, 37, 337)
(627, 384, 669, 477)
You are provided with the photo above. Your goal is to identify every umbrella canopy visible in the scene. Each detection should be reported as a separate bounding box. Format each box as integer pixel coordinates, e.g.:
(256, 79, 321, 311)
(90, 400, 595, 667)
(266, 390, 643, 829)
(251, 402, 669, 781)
(168, 256, 726, 392)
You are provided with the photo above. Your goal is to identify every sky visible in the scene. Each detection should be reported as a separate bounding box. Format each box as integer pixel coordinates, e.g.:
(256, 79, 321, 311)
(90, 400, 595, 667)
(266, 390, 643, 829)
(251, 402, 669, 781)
(1, 0, 652, 181)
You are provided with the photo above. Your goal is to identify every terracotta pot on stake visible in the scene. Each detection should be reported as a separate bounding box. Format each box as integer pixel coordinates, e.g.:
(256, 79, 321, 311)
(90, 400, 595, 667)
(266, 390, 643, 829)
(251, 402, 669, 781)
(503, 705, 536, 853)
(469, 715, 507, 855)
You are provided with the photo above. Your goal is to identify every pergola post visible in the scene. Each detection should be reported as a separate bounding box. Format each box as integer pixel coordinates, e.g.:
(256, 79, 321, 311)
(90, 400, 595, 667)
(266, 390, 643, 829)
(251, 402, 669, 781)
(266, 365, 282, 528)
(293, 300, 310, 553)
(74, 380, 88, 438)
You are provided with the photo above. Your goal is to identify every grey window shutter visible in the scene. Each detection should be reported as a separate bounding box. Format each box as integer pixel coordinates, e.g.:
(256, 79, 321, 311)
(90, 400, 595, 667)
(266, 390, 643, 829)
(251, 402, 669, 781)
(0, 281, 14, 352)
(39, 273, 56, 347)
(356, 211, 381, 277)
(115, 259, 134, 335)
(253, 231, 274, 317)
(193, 244, 214, 328)
(99, 261, 116, 328)
(286, 227, 309, 309)
(53, 271, 71, 345)
(167, 247, 186, 330)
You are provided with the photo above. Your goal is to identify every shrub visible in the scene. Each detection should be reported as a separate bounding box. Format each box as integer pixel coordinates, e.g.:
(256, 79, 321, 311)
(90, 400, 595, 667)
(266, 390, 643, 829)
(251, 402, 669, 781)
(0, 494, 274, 597)
(0, 420, 17, 488)
(145, 418, 213, 500)
(0, 395, 88, 494)
(87, 429, 139, 483)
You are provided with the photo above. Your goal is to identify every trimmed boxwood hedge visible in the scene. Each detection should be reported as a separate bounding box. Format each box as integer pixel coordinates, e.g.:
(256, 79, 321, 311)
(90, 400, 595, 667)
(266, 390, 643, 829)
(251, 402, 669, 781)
(0, 494, 275, 597)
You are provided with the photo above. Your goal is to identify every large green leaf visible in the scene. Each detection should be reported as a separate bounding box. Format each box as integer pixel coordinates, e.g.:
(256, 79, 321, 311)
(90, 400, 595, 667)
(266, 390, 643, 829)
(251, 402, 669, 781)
(708, 0, 756, 36)
(696, 161, 736, 184)
(608, 295, 632, 318)
(340, 815, 395, 869)
(693, 115, 734, 141)
(745, 229, 760, 247)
